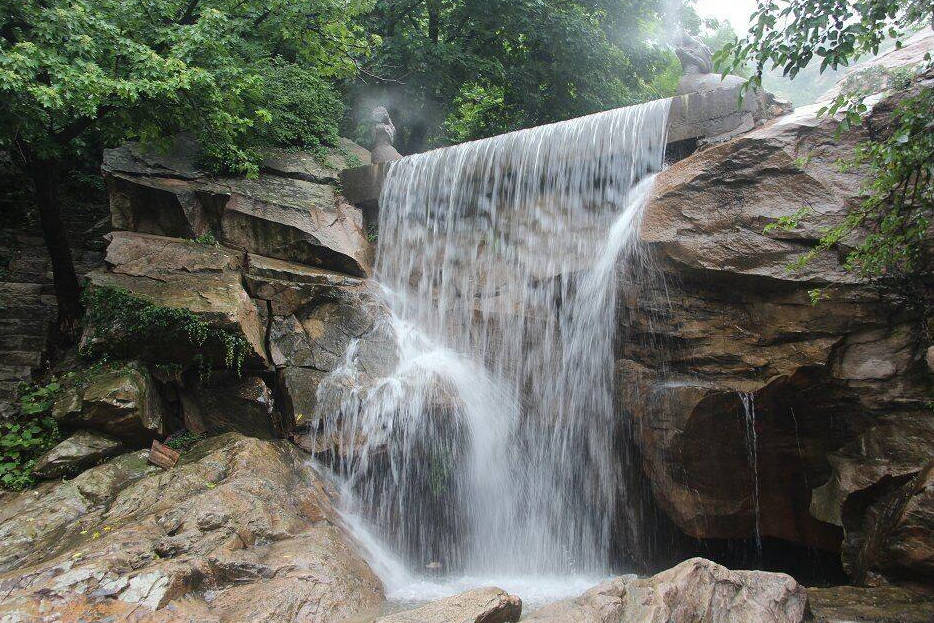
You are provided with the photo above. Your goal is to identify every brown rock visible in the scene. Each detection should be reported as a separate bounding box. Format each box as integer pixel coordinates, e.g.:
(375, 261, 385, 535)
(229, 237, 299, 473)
(375, 587, 521, 623)
(0, 434, 383, 622)
(618, 86, 934, 576)
(525, 558, 808, 623)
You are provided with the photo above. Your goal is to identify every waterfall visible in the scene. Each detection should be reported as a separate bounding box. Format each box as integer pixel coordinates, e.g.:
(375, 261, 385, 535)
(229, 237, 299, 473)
(312, 100, 670, 598)
(740, 392, 762, 557)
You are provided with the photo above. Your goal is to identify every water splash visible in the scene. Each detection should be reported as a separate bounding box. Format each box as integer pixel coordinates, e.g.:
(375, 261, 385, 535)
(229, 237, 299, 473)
(313, 100, 671, 592)
(740, 392, 762, 557)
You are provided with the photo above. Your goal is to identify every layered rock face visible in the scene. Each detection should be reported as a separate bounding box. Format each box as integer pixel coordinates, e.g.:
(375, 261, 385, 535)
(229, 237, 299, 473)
(623, 86, 933, 585)
(0, 433, 383, 622)
(70, 139, 395, 448)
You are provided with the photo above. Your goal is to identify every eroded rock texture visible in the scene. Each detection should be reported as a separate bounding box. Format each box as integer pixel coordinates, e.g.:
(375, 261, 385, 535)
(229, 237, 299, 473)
(624, 89, 933, 584)
(0, 434, 383, 622)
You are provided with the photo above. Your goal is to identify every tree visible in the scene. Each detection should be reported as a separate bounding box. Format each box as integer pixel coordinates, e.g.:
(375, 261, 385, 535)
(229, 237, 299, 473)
(715, 1, 933, 317)
(348, 0, 673, 152)
(0, 0, 375, 339)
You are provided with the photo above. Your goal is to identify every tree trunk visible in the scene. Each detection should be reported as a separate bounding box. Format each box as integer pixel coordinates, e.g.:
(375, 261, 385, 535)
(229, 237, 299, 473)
(30, 159, 83, 342)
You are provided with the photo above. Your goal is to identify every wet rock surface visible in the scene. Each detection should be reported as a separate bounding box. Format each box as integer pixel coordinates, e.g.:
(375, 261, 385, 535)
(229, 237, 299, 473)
(524, 558, 809, 623)
(0, 433, 383, 622)
(808, 584, 934, 623)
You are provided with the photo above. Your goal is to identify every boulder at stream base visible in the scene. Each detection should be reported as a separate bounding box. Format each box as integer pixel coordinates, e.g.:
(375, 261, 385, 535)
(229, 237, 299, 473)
(374, 587, 522, 623)
(0, 434, 383, 622)
(524, 558, 809, 623)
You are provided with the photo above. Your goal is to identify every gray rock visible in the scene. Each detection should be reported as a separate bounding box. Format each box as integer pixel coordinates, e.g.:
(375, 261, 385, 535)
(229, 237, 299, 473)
(33, 431, 124, 480)
(261, 138, 371, 184)
(102, 140, 373, 278)
(525, 558, 808, 623)
(375, 587, 521, 623)
(221, 183, 370, 276)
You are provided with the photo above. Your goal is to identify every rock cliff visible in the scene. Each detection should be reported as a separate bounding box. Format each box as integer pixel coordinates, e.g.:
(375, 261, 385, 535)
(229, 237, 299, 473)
(621, 80, 933, 586)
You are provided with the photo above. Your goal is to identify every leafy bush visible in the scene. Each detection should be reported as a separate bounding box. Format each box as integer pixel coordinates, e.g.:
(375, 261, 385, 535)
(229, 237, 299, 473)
(253, 60, 345, 155)
(1, 383, 63, 490)
(82, 286, 251, 377)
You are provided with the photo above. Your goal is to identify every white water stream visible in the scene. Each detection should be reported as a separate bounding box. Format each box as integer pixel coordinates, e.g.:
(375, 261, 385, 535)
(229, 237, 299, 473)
(312, 100, 671, 605)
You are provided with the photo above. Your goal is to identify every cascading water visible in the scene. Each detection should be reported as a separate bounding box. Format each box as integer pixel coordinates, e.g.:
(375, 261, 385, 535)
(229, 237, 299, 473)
(740, 392, 762, 557)
(312, 99, 670, 602)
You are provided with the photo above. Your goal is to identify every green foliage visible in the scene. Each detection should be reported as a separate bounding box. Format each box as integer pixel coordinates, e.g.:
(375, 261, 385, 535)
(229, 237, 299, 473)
(82, 286, 251, 376)
(164, 429, 205, 451)
(721, 0, 933, 318)
(0, 0, 376, 176)
(192, 231, 218, 246)
(353, 0, 672, 150)
(1, 382, 63, 490)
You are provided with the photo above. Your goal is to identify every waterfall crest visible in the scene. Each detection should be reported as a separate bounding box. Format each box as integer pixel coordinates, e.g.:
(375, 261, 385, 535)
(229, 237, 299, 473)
(312, 100, 670, 592)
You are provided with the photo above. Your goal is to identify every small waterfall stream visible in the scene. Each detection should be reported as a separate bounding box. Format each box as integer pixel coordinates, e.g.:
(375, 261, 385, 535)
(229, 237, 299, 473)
(312, 100, 670, 602)
(740, 392, 762, 557)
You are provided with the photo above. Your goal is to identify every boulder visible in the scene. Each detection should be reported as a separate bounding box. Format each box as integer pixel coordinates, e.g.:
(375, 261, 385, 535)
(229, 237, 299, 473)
(245, 253, 363, 317)
(219, 178, 370, 276)
(0, 434, 383, 622)
(32, 431, 124, 480)
(375, 587, 521, 623)
(525, 558, 808, 623)
(840, 460, 934, 584)
(52, 363, 167, 444)
(669, 74, 791, 147)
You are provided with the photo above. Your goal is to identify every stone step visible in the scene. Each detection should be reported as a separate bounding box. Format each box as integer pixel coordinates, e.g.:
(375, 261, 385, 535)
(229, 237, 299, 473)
(0, 282, 44, 296)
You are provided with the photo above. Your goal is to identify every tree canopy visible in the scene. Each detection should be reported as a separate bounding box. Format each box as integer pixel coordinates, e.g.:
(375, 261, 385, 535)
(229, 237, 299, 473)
(348, 0, 678, 152)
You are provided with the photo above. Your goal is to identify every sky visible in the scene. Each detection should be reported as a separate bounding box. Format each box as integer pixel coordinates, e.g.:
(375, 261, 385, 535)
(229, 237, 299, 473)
(693, 0, 758, 32)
